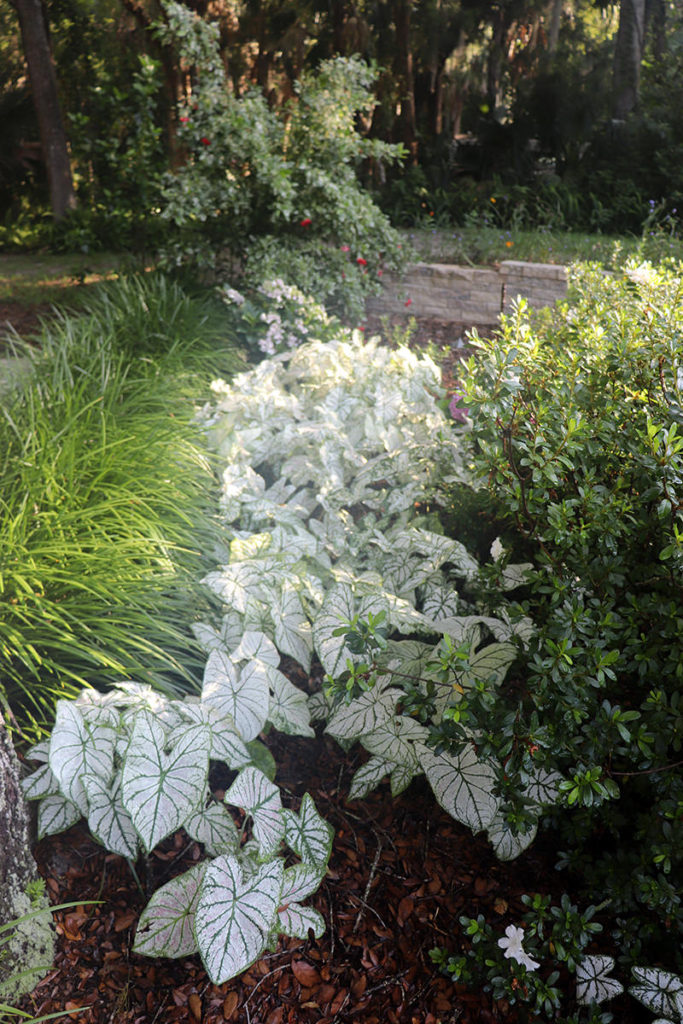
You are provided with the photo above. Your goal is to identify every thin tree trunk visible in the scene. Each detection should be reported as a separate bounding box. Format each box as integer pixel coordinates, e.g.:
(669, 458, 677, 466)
(392, 0, 417, 160)
(613, 0, 646, 119)
(0, 713, 55, 1002)
(12, 0, 77, 220)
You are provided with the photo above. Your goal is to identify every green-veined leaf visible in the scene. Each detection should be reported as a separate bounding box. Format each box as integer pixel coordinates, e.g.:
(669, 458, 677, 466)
(37, 793, 81, 839)
(419, 744, 499, 832)
(121, 714, 210, 853)
(630, 967, 683, 1019)
(49, 702, 116, 816)
(225, 767, 284, 859)
(486, 813, 537, 861)
(348, 756, 392, 800)
(576, 956, 624, 1005)
(133, 862, 207, 959)
(82, 773, 138, 860)
(202, 650, 268, 742)
(194, 855, 284, 984)
(282, 793, 333, 868)
(183, 801, 240, 857)
(362, 716, 428, 768)
(325, 681, 401, 742)
(265, 665, 314, 737)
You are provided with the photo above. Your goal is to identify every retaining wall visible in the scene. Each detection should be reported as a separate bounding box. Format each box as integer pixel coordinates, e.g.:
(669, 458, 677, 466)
(366, 260, 567, 324)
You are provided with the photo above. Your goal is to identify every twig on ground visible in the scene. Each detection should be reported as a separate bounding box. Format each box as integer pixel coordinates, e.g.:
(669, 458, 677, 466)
(353, 835, 382, 934)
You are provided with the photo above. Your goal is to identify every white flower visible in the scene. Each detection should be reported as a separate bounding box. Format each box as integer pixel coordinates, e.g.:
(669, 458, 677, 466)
(221, 286, 245, 306)
(497, 925, 540, 972)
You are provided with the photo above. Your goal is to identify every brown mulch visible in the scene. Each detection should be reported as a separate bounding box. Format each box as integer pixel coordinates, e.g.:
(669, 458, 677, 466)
(24, 727, 552, 1024)
(0, 301, 53, 347)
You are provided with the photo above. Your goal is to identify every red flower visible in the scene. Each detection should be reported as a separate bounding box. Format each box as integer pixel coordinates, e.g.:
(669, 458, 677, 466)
(340, 245, 350, 252)
(356, 257, 367, 266)
(300, 218, 312, 227)
(200, 137, 211, 146)
(179, 116, 190, 124)
(377, 269, 383, 277)
(404, 298, 412, 307)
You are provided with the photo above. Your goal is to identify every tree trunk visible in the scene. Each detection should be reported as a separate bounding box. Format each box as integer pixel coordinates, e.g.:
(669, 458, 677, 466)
(12, 0, 76, 220)
(613, 0, 646, 119)
(392, 0, 418, 161)
(0, 714, 55, 1002)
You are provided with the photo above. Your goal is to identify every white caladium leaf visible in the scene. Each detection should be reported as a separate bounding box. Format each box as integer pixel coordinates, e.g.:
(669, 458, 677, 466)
(172, 701, 250, 768)
(499, 562, 533, 590)
(524, 768, 563, 807)
(280, 863, 325, 905)
(486, 813, 537, 862)
(225, 767, 284, 859)
(202, 649, 268, 742)
(308, 689, 333, 722)
(278, 903, 326, 940)
(82, 772, 138, 860)
(419, 744, 500, 832)
(37, 792, 81, 838)
(576, 955, 624, 1005)
(49, 701, 116, 816)
(630, 968, 683, 1020)
(195, 855, 284, 985)
(25, 739, 50, 762)
(282, 793, 333, 868)
(348, 756, 392, 800)
(183, 801, 240, 857)
(272, 582, 312, 671)
(390, 763, 416, 797)
(202, 562, 269, 614)
(21, 762, 60, 801)
(122, 714, 210, 853)
(312, 583, 356, 677)
(266, 665, 314, 737)
(230, 531, 273, 562)
(466, 642, 518, 687)
(134, 862, 206, 959)
(325, 681, 401, 742)
(421, 583, 460, 624)
(230, 630, 280, 667)
(192, 621, 225, 654)
(362, 716, 428, 769)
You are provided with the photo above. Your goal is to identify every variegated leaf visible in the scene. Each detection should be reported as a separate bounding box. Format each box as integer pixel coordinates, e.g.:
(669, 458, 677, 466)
(466, 642, 517, 687)
(524, 768, 563, 807)
(273, 583, 312, 671)
(325, 682, 401, 742)
(82, 772, 138, 860)
(183, 801, 240, 857)
(195, 855, 284, 984)
(37, 792, 81, 838)
(348, 756, 392, 800)
(421, 583, 460, 624)
(202, 649, 268, 742)
(225, 767, 284, 859)
(419, 744, 499, 832)
(278, 903, 326, 940)
(486, 813, 537, 862)
(282, 793, 333, 868)
(121, 714, 210, 853)
(630, 967, 683, 1020)
(280, 863, 325, 905)
(21, 762, 59, 802)
(312, 583, 356, 677)
(172, 702, 250, 768)
(362, 716, 428, 769)
(230, 630, 280, 667)
(49, 701, 116, 816)
(133, 862, 206, 959)
(266, 665, 314, 737)
(390, 763, 416, 797)
(576, 955, 624, 1006)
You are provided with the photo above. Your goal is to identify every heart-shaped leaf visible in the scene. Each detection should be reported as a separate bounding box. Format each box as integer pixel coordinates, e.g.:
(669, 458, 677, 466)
(325, 681, 401, 742)
(576, 955, 624, 1006)
(202, 649, 269, 742)
(486, 813, 537, 862)
(183, 800, 240, 857)
(37, 792, 81, 839)
(195, 855, 284, 984)
(348, 755, 391, 800)
(630, 967, 683, 1019)
(49, 702, 116, 816)
(82, 773, 138, 860)
(230, 630, 280, 666)
(362, 716, 428, 768)
(265, 664, 314, 737)
(225, 767, 284, 859)
(282, 792, 333, 868)
(122, 713, 210, 852)
(278, 903, 326, 940)
(419, 744, 499, 832)
(312, 583, 356, 677)
(134, 862, 207, 959)
(273, 582, 312, 671)
(21, 762, 60, 802)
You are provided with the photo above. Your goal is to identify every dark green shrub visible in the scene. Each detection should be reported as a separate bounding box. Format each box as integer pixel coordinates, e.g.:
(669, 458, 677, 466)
(459, 261, 683, 972)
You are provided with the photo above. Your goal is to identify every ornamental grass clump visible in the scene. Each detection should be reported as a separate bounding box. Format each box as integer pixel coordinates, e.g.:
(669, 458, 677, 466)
(0, 273, 243, 732)
(458, 260, 683, 973)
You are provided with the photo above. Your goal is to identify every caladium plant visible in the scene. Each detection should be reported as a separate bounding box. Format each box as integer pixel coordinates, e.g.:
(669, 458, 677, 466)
(21, 681, 332, 984)
(197, 332, 542, 857)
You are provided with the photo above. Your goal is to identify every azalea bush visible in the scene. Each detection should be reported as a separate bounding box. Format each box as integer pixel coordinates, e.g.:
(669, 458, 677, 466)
(156, 2, 408, 319)
(456, 260, 683, 976)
